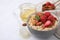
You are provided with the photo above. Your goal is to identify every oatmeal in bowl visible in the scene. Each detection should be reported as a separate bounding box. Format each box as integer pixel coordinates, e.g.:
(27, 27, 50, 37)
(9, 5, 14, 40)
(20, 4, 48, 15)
(27, 11, 59, 38)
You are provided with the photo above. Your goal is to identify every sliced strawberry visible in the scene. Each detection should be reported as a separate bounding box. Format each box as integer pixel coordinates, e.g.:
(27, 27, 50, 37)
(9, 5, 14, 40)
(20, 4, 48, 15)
(43, 20, 52, 28)
(44, 12, 51, 17)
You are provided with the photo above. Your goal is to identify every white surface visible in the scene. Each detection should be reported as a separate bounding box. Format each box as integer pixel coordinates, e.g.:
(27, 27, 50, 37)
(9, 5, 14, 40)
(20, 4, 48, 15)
(0, 0, 60, 40)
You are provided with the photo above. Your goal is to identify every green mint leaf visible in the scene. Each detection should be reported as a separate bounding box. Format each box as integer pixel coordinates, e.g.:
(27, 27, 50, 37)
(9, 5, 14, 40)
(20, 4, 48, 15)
(35, 16, 40, 21)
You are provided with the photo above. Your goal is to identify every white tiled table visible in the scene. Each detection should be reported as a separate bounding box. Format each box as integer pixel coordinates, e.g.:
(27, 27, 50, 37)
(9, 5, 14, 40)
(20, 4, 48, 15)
(0, 0, 60, 40)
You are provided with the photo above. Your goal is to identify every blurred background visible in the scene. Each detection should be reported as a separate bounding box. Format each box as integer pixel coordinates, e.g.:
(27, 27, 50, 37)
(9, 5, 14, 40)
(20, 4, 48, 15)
(0, 0, 59, 40)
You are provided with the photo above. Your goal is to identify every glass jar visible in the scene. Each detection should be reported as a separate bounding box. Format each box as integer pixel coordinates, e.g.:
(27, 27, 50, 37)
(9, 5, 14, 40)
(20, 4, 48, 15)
(20, 3, 36, 22)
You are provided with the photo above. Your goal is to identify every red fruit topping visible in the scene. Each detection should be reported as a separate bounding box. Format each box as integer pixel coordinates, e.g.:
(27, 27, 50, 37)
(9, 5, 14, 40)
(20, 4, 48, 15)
(46, 2, 51, 6)
(41, 15, 47, 23)
(44, 12, 51, 17)
(48, 15, 56, 22)
(43, 20, 52, 28)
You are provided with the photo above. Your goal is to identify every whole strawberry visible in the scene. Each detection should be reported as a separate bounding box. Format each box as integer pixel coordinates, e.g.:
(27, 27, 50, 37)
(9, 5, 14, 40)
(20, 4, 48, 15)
(46, 2, 51, 6)
(48, 15, 56, 22)
(40, 15, 47, 23)
(44, 12, 51, 17)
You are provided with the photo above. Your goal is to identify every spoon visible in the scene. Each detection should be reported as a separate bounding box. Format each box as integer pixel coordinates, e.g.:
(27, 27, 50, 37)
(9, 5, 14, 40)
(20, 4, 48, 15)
(54, 0, 60, 6)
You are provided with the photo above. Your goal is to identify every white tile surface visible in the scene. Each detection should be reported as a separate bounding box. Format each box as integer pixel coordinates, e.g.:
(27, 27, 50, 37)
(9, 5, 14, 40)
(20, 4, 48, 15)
(0, 0, 59, 40)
